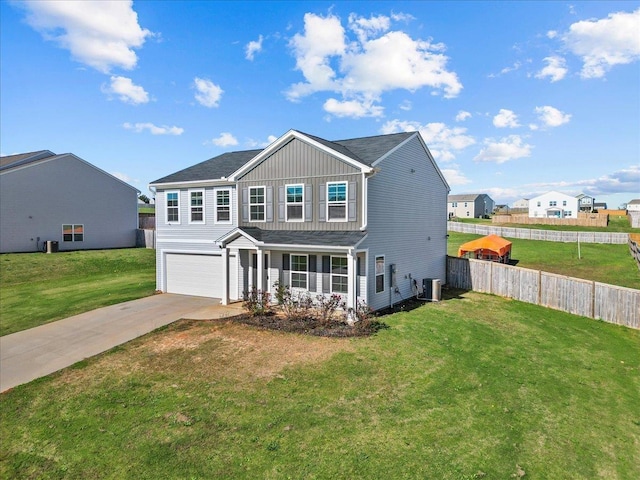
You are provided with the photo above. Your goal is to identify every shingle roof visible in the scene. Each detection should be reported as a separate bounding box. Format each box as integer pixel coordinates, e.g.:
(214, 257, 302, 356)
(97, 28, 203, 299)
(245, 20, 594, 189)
(448, 194, 482, 202)
(0, 150, 55, 171)
(628, 199, 640, 205)
(226, 227, 367, 248)
(150, 130, 417, 185)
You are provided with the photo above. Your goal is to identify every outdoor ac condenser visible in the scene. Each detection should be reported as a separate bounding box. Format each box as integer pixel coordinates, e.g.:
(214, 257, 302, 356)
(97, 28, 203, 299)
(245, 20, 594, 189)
(422, 278, 441, 302)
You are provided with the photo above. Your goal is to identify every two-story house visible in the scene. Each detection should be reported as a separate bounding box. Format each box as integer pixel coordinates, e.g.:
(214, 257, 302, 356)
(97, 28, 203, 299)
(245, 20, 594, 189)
(528, 191, 579, 218)
(447, 194, 494, 219)
(576, 194, 595, 213)
(150, 129, 449, 312)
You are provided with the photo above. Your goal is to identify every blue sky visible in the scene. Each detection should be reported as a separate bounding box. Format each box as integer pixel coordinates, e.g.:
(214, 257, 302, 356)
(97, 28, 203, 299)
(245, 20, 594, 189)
(1, 1, 639, 208)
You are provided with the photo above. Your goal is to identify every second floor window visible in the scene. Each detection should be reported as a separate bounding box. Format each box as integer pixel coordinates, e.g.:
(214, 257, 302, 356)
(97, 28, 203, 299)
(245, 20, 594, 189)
(166, 192, 179, 223)
(327, 182, 347, 221)
(216, 189, 231, 223)
(550, 201, 557, 207)
(250, 187, 265, 221)
(190, 190, 204, 223)
(286, 184, 304, 221)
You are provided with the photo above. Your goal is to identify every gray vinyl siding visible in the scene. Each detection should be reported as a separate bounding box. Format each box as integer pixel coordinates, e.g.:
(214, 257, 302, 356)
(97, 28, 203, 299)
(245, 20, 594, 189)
(0, 155, 138, 253)
(360, 136, 448, 311)
(237, 138, 362, 230)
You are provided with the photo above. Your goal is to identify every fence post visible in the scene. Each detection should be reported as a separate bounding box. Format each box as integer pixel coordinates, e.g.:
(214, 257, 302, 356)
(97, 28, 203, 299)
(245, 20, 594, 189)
(591, 281, 596, 319)
(537, 270, 542, 306)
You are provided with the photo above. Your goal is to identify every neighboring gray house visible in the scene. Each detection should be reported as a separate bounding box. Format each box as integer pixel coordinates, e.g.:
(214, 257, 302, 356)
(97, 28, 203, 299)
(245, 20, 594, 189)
(150, 129, 449, 311)
(0, 150, 139, 253)
(576, 194, 595, 212)
(447, 194, 494, 219)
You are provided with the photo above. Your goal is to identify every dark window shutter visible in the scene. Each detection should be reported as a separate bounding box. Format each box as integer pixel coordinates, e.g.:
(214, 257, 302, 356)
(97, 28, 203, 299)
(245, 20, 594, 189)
(348, 181, 357, 222)
(305, 184, 313, 222)
(321, 255, 330, 293)
(266, 186, 274, 222)
(281, 253, 290, 286)
(309, 255, 317, 272)
(283, 253, 290, 270)
(278, 186, 285, 222)
(242, 188, 249, 222)
(318, 183, 326, 222)
(308, 254, 317, 292)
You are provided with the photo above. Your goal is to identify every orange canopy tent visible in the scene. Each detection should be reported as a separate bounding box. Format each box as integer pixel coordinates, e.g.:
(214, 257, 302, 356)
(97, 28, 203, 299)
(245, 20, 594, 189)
(457, 234, 512, 263)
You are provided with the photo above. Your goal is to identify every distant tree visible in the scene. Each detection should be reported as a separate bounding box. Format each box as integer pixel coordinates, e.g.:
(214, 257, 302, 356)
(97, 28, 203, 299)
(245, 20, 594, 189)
(619, 203, 628, 210)
(139, 194, 150, 204)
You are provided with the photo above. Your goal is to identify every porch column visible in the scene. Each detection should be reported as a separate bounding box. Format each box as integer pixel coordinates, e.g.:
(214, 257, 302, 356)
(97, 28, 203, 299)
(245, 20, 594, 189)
(221, 247, 229, 305)
(347, 249, 356, 310)
(256, 248, 264, 291)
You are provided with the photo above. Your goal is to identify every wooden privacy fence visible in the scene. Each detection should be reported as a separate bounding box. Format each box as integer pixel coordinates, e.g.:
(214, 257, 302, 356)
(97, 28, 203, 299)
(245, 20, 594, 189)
(630, 234, 640, 271)
(492, 213, 608, 227)
(447, 222, 629, 244)
(136, 229, 156, 249)
(446, 256, 639, 329)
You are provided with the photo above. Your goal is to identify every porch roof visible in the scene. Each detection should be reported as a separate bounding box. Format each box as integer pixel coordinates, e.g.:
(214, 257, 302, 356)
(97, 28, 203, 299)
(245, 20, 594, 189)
(217, 227, 367, 250)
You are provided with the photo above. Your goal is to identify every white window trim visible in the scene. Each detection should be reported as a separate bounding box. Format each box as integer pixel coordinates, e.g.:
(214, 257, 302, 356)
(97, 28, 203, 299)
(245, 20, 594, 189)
(188, 189, 205, 224)
(62, 224, 84, 242)
(290, 253, 308, 290)
(285, 183, 305, 222)
(326, 181, 348, 222)
(249, 185, 266, 223)
(214, 188, 232, 225)
(166, 190, 180, 224)
(375, 255, 385, 294)
(330, 255, 348, 294)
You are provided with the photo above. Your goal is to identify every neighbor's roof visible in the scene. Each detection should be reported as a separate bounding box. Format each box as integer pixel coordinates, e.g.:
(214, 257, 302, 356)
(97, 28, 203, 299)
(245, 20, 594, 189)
(458, 234, 512, 258)
(448, 194, 483, 202)
(628, 199, 640, 205)
(150, 130, 416, 185)
(0, 150, 55, 171)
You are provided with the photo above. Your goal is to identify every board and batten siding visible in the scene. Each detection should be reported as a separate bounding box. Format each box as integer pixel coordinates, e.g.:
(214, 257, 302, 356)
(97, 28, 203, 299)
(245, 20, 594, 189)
(237, 138, 362, 231)
(360, 135, 449, 311)
(0, 155, 138, 253)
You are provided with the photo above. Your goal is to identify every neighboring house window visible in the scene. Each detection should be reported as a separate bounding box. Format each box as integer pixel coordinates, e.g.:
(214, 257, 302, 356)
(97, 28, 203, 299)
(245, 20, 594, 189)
(189, 190, 204, 223)
(563, 200, 567, 206)
(464, 202, 468, 207)
(375, 255, 385, 294)
(537, 201, 541, 207)
(452, 202, 457, 207)
(216, 189, 231, 223)
(466, 211, 470, 216)
(62, 224, 84, 242)
(166, 191, 179, 223)
(565, 211, 572, 217)
(549, 201, 557, 207)
(290, 254, 308, 289)
(327, 182, 347, 221)
(331, 256, 348, 294)
(250, 186, 265, 222)
(286, 184, 304, 221)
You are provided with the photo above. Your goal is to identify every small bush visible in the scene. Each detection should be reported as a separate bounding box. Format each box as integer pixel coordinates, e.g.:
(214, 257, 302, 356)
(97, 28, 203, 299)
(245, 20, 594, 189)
(315, 294, 344, 325)
(243, 287, 271, 316)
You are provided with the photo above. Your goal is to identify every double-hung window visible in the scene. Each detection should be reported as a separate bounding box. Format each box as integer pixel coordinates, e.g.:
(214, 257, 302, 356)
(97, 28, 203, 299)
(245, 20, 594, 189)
(286, 184, 304, 221)
(189, 190, 204, 223)
(166, 192, 179, 223)
(375, 255, 385, 293)
(62, 224, 84, 242)
(290, 254, 308, 289)
(327, 182, 347, 221)
(216, 189, 231, 223)
(549, 201, 557, 207)
(331, 256, 348, 293)
(249, 187, 265, 222)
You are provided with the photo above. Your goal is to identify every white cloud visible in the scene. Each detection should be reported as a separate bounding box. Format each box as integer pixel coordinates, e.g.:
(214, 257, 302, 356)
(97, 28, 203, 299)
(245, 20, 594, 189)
(535, 105, 571, 127)
(561, 8, 640, 79)
(111, 171, 138, 184)
(381, 119, 475, 161)
(455, 110, 471, 122)
(528, 165, 640, 196)
(245, 35, 263, 61)
(399, 100, 412, 111)
(101, 76, 149, 104)
(441, 166, 471, 186)
(535, 56, 568, 82)
(210, 132, 238, 147)
(194, 77, 223, 107)
(123, 122, 183, 135)
(493, 109, 520, 128)
(246, 135, 278, 148)
(286, 12, 462, 117)
(19, 0, 152, 73)
(474, 135, 533, 163)
(323, 98, 384, 118)
(489, 61, 523, 78)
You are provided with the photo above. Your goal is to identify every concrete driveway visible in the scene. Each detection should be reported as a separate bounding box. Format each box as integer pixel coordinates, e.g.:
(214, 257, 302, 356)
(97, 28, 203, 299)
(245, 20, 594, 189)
(0, 294, 245, 393)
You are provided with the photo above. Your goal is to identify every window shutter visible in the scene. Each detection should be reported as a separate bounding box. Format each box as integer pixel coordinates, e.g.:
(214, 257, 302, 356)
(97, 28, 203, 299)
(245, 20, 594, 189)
(281, 253, 290, 287)
(266, 186, 274, 222)
(305, 184, 313, 222)
(308, 255, 317, 292)
(348, 181, 357, 222)
(242, 188, 249, 222)
(278, 186, 285, 222)
(322, 255, 330, 293)
(319, 183, 326, 222)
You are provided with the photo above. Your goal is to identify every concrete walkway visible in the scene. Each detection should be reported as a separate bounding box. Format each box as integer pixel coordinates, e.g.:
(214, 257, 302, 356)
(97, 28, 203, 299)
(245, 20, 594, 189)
(0, 294, 245, 392)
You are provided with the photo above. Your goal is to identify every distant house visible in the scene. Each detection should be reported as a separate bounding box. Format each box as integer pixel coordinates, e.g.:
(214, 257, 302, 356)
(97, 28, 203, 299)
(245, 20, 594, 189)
(576, 194, 595, 212)
(593, 202, 608, 211)
(448, 194, 495, 219)
(0, 150, 139, 253)
(625, 200, 640, 212)
(512, 198, 529, 210)
(528, 191, 578, 219)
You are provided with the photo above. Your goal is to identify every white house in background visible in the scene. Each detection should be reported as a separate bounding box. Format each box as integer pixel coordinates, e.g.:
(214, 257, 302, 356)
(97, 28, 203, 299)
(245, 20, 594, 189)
(447, 194, 495, 219)
(149, 129, 449, 311)
(528, 191, 579, 219)
(627, 199, 640, 212)
(0, 150, 139, 253)
(512, 198, 529, 209)
(576, 194, 595, 212)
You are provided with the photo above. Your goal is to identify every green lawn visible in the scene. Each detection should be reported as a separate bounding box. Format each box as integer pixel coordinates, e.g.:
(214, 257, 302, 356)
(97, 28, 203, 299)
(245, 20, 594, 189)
(0, 249, 156, 336)
(448, 232, 640, 290)
(1, 291, 638, 479)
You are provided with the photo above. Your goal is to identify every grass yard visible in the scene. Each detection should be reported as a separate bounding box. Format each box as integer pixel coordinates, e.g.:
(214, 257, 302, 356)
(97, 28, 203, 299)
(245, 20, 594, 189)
(1, 291, 638, 479)
(447, 232, 640, 290)
(0, 248, 156, 336)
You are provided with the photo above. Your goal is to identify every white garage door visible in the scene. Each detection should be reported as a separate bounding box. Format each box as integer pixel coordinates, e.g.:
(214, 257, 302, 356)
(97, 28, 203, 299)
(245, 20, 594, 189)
(166, 254, 225, 298)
